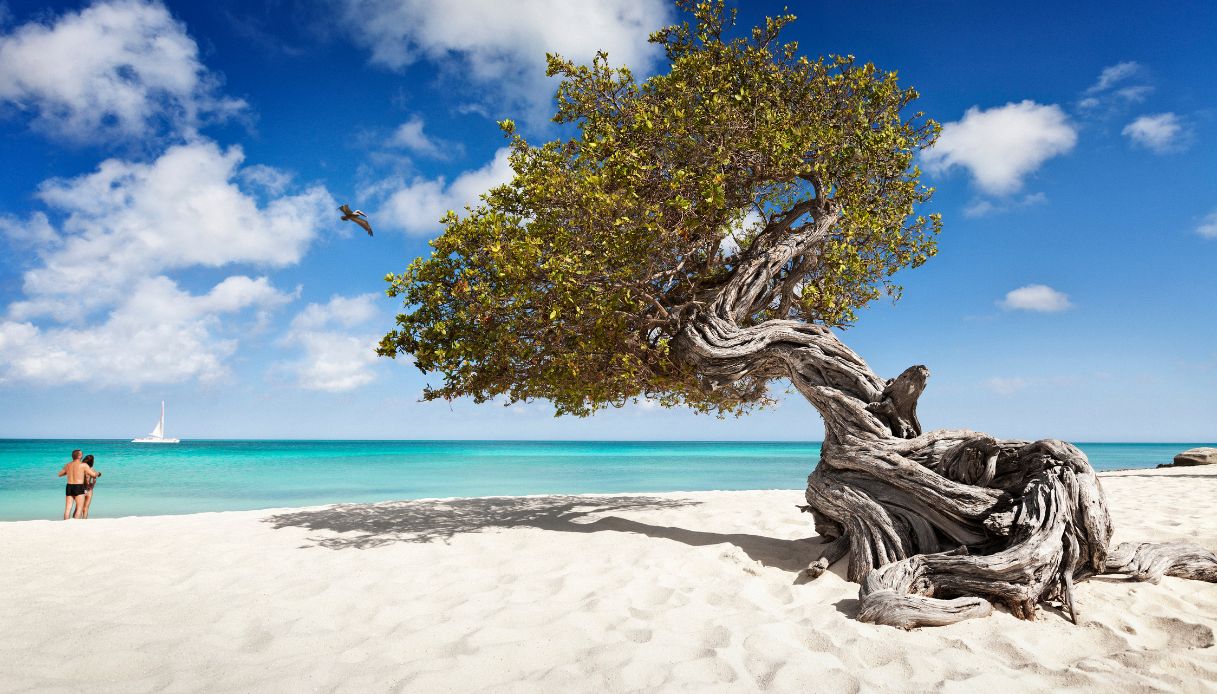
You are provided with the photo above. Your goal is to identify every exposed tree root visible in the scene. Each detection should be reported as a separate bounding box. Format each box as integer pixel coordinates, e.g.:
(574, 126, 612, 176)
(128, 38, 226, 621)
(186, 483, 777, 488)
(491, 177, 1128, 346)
(1104, 542, 1217, 584)
(671, 238, 1217, 629)
(802, 422, 1217, 628)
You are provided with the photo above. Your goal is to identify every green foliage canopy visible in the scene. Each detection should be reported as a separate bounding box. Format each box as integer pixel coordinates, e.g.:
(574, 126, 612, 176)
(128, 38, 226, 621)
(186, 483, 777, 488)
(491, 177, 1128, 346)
(379, 1, 941, 416)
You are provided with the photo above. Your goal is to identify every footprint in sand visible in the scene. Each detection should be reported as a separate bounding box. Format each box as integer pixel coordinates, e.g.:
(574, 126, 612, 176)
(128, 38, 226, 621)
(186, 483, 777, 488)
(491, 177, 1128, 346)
(638, 585, 674, 606)
(767, 583, 795, 605)
(701, 624, 731, 650)
(242, 627, 275, 653)
(624, 628, 653, 643)
(1151, 616, 1215, 649)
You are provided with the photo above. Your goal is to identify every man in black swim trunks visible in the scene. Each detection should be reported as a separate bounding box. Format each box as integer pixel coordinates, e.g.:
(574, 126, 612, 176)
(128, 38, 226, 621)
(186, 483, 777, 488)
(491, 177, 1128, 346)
(58, 449, 100, 520)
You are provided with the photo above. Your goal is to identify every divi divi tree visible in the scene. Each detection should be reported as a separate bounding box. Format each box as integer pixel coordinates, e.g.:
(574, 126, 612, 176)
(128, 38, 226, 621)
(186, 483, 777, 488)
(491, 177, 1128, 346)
(379, 3, 1216, 627)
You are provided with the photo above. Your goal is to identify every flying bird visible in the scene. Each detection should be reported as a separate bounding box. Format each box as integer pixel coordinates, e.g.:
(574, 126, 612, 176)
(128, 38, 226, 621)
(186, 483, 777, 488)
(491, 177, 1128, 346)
(338, 204, 373, 236)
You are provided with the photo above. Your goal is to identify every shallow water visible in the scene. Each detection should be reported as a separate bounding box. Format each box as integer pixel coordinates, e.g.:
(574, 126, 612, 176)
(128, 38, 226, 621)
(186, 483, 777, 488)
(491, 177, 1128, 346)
(0, 439, 1205, 521)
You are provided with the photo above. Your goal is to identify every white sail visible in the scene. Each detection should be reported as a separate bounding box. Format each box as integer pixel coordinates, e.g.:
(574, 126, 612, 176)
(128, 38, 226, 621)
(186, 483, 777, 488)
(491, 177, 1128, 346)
(132, 401, 179, 443)
(149, 402, 165, 438)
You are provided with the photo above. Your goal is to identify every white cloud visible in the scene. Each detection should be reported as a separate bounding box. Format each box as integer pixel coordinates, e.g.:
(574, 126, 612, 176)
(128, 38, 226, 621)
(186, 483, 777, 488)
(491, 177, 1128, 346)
(0, 275, 291, 386)
(1114, 85, 1152, 103)
(923, 101, 1077, 195)
(1078, 62, 1154, 116)
(290, 293, 379, 331)
(335, 0, 672, 120)
(999, 284, 1072, 313)
(1197, 210, 1217, 239)
(962, 192, 1047, 219)
(0, 139, 334, 388)
(720, 209, 763, 257)
(239, 164, 294, 195)
(283, 293, 382, 392)
(962, 199, 998, 219)
(379, 147, 513, 235)
(985, 377, 1028, 396)
(388, 115, 446, 158)
(0, 0, 245, 143)
(8, 140, 332, 320)
(1123, 113, 1188, 154)
(0, 210, 58, 246)
(1085, 61, 1142, 94)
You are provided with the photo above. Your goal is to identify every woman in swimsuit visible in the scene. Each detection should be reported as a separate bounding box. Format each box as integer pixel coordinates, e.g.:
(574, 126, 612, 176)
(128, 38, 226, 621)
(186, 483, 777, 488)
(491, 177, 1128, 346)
(81, 454, 97, 519)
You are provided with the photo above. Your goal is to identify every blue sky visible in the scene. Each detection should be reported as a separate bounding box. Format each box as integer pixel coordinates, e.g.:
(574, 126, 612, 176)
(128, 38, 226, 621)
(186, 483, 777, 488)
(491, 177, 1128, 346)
(0, 0, 1213, 441)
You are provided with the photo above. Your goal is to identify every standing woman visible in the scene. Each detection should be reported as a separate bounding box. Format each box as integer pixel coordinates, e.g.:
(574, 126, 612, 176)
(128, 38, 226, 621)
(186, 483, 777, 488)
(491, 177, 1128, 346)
(81, 454, 98, 519)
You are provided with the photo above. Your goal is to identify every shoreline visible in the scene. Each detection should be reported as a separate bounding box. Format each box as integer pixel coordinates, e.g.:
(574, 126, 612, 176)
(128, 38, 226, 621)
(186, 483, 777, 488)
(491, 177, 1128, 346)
(3, 467, 1215, 691)
(3, 440, 1203, 523)
(2, 464, 1209, 525)
(0, 488, 800, 526)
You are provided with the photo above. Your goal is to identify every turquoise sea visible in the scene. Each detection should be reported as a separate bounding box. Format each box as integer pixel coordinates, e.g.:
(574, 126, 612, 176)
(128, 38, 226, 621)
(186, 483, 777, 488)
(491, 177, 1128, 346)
(0, 440, 1206, 521)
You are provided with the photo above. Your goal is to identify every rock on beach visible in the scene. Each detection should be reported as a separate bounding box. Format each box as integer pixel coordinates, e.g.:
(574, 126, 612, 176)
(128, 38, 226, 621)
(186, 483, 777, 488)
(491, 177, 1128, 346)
(1173, 447, 1217, 466)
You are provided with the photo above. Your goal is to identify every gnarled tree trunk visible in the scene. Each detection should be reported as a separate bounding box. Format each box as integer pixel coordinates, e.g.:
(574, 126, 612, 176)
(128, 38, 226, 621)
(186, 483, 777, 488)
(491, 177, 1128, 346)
(672, 208, 1217, 628)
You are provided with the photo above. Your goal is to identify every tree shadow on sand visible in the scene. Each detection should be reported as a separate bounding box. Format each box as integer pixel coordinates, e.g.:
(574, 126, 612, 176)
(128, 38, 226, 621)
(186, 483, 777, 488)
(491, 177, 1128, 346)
(264, 495, 822, 573)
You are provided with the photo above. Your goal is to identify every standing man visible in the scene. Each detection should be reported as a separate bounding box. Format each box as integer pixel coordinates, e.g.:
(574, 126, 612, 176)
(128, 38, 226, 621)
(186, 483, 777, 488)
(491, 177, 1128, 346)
(57, 449, 100, 520)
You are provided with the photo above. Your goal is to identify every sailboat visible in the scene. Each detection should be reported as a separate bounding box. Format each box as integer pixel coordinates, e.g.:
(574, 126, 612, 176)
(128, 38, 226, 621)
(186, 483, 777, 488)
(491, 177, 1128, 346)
(132, 401, 180, 444)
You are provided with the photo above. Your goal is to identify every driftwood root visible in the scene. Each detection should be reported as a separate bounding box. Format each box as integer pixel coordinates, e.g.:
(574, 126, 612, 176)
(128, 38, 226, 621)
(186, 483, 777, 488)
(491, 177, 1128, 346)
(804, 424, 1217, 628)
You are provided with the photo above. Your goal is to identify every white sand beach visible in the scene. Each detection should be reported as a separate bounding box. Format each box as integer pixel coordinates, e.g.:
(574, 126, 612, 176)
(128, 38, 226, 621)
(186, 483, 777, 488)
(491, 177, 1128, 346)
(2, 466, 1216, 693)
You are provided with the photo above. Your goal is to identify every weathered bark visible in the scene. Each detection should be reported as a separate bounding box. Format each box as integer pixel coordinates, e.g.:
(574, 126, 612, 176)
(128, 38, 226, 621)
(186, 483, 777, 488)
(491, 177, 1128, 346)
(1104, 542, 1217, 583)
(674, 270, 1217, 627)
(865, 365, 927, 439)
